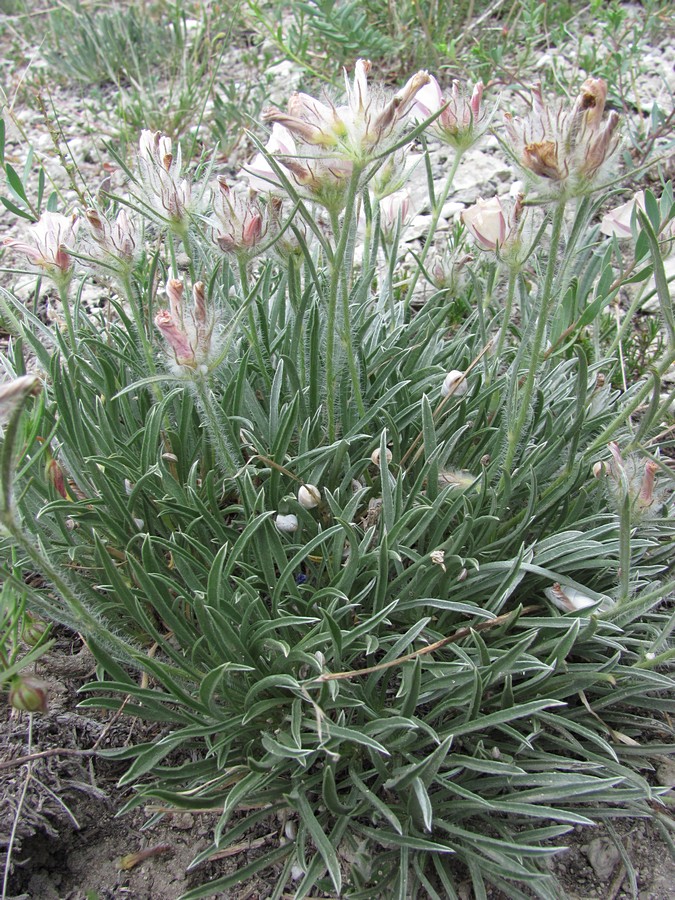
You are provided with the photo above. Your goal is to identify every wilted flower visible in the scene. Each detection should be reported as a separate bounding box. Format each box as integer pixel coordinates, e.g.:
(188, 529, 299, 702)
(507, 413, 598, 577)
(438, 469, 477, 490)
(430, 549, 446, 572)
(544, 583, 612, 613)
(262, 59, 429, 164)
(0, 374, 41, 420)
(441, 370, 468, 398)
(9, 674, 49, 713)
(298, 484, 321, 509)
(212, 178, 265, 259)
(4, 211, 78, 283)
(413, 76, 488, 151)
(154, 279, 216, 370)
(137, 130, 192, 225)
(84, 206, 138, 273)
(275, 513, 299, 533)
(504, 79, 620, 198)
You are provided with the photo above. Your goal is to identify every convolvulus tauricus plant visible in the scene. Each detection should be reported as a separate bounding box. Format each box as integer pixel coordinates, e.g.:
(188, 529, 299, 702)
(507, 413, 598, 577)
(0, 60, 674, 899)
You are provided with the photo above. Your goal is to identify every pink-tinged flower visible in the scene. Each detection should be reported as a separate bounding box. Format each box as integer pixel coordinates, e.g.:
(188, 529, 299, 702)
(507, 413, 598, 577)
(4, 212, 78, 280)
(137, 130, 192, 224)
(637, 460, 659, 511)
(462, 197, 507, 250)
(600, 191, 646, 239)
(544, 583, 612, 613)
(154, 279, 216, 370)
(600, 442, 663, 519)
(212, 178, 265, 258)
(504, 79, 620, 197)
(462, 194, 528, 263)
(84, 206, 138, 272)
(413, 76, 487, 151)
(262, 59, 429, 164)
(378, 189, 410, 238)
(246, 123, 353, 212)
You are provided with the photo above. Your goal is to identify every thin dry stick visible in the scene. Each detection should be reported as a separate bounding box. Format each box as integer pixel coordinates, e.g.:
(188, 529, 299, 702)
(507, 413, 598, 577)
(207, 831, 277, 862)
(2, 716, 34, 900)
(0, 746, 96, 773)
(312, 605, 538, 683)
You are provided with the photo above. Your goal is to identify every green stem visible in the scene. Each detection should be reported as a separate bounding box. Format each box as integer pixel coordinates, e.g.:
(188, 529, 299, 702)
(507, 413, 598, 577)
(492, 266, 518, 376)
(326, 168, 363, 442)
(503, 201, 566, 474)
(403, 150, 463, 311)
(121, 273, 157, 378)
(193, 373, 238, 477)
(586, 348, 675, 454)
(618, 492, 632, 602)
(57, 278, 76, 349)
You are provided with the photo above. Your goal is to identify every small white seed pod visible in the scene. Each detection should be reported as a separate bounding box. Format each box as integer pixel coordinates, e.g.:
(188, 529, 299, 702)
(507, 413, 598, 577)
(275, 513, 298, 533)
(441, 370, 468, 398)
(298, 484, 321, 509)
(371, 447, 392, 466)
(544, 583, 608, 612)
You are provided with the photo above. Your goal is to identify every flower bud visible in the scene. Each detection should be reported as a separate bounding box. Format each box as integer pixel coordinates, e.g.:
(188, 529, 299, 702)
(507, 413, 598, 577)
(462, 197, 507, 250)
(9, 674, 49, 713)
(370, 447, 392, 466)
(275, 513, 299, 533)
(22, 614, 49, 647)
(298, 484, 321, 509)
(441, 370, 468, 398)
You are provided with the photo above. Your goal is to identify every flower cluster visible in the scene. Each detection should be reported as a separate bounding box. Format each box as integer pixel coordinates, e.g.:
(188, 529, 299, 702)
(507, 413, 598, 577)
(3, 211, 78, 283)
(248, 60, 430, 213)
(504, 78, 620, 198)
(413, 76, 488, 151)
(84, 206, 138, 274)
(594, 441, 663, 520)
(212, 177, 266, 260)
(154, 279, 217, 371)
(137, 129, 192, 225)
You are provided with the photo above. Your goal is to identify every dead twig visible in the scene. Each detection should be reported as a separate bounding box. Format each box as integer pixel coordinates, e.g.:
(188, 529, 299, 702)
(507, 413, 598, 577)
(312, 605, 537, 682)
(0, 747, 96, 773)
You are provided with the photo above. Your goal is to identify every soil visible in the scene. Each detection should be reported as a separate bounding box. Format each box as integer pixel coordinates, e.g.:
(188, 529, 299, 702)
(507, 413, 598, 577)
(1, 2, 674, 898)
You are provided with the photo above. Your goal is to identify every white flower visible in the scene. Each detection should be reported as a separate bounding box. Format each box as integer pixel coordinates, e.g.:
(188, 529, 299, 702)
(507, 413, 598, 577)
(275, 513, 299, 533)
(462, 197, 507, 250)
(600, 191, 645, 239)
(441, 370, 468, 398)
(298, 484, 321, 509)
(137, 130, 192, 223)
(4, 212, 78, 279)
(370, 447, 392, 466)
(430, 549, 446, 572)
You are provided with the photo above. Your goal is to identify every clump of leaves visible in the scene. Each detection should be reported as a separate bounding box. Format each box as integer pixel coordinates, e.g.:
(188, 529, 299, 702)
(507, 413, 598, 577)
(1, 62, 674, 900)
